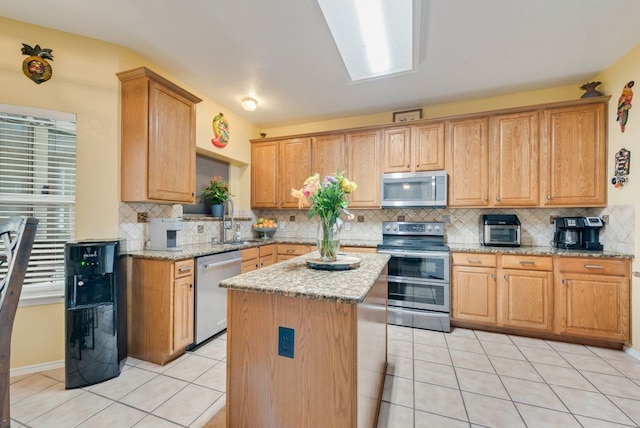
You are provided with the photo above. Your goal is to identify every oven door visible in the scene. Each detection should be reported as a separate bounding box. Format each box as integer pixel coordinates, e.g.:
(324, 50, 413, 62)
(377, 250, 450, 283)
(387, 278, 449, 312)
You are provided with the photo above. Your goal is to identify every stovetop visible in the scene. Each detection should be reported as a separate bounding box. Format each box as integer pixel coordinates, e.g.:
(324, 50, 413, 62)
(378, 221, 449, 252)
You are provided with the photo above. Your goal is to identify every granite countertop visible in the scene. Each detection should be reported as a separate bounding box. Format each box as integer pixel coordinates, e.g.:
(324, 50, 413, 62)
(220, 252, 390, 304)
(125, 238, 380, 261)
(448, 243, 634, 259)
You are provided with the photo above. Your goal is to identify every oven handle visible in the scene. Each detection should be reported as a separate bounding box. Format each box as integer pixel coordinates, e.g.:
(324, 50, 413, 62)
(377, 249, 451, 259)
(388, 275, 449, 285)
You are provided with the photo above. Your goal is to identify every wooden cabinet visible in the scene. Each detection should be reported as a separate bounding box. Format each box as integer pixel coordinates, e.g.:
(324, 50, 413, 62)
(251, 138, 312, 209)
(383, 123, 445, 173)
(490, 111, 539, 206)
(117, 67, 201, 203)
(276, 244, 311, 262)
(541, 102, 607, 207)
(312, 134, 346, 176)
(498, 255, 553, 332)
(446, 118, 490, 207)
(451, 253, 497, 324)
(341, 246, 377, 253)
(129, 258, 195, 365)
(346, 130, 382, 208)
(555, 257, 630, 343)
(241, 244, 275, 272)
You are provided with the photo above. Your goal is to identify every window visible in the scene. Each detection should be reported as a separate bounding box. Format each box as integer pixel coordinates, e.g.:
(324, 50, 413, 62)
(183, 154, 229, 215)
(0, 104, 76, 305)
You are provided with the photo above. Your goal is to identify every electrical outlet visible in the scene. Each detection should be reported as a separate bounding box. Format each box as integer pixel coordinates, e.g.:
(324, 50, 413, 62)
(289, 215, 296, 222)
(602, 215, 610, 224)
(357, 215, 365, 223)
(278, 326, 294, 359)
(442, 215, 451, 224)
(197, 224, 204, 233)
(279, 221, 286, 229)
(137, 212, 148, 223)
(397, 215, 405, 222)
(549, 216, 555, 224)
(344, 222, 351, 231)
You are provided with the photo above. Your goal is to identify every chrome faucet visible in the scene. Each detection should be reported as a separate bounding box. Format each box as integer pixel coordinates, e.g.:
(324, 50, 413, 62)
(222, 198, 234, 244)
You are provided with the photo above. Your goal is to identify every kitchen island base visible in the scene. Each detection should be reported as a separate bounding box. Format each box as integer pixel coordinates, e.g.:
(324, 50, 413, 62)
(226, 267, 387, 428)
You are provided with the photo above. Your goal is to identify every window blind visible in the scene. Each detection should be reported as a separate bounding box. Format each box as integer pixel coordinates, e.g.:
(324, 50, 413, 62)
(0, 104, 76, 302)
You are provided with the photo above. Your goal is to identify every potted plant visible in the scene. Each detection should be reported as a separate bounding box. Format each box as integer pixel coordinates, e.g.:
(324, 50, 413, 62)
(202, 176, 232, 216)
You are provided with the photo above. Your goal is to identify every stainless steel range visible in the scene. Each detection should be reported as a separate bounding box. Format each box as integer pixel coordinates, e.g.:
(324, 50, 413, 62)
(377, 221, 450, 333)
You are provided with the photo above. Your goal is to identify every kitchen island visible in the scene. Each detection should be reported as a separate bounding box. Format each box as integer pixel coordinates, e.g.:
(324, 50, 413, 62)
(220, 252, 390, 428)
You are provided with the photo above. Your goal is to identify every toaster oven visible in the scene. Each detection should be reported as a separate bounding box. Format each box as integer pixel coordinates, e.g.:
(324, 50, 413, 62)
(480, 214, 521, 247)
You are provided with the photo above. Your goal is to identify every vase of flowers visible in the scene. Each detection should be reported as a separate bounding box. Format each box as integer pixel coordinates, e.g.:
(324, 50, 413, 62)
(202, 176, 232, 216)
(292, 171, 357, 262)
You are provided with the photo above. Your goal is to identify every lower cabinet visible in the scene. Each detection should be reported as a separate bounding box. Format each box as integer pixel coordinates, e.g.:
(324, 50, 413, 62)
(451, 252, 630, 346)
(241, 244, 275, 273)
(129, 258, 195, 365)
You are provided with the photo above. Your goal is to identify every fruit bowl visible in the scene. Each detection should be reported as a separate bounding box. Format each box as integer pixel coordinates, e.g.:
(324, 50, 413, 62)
(253, 226, 278, 240)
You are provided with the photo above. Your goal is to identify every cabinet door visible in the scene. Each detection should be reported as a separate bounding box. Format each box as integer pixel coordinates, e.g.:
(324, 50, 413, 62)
(147, 81, 196, 203)
(312, 134, 345, 177)
(259, 244, 276, 268)
(446, 118, 490, 207)
(499, 269, 552, 331)
(279, 138, 312, 209)
(383, 127, 412, 173)
(555, 273, 629, 342)
(241, 247, 259, 273)
(491, 111, 539, 206)
(251, 141, 279, 208)
(451, 266, 497, 324)
(413, 123, 445, 171)
(172, 275, 194, 352)
(541, 103, 606, 207)
(346, 130, 381, 208)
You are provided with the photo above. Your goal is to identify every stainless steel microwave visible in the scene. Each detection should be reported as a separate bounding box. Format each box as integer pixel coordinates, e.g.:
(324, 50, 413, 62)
(381, 171, 447, 208)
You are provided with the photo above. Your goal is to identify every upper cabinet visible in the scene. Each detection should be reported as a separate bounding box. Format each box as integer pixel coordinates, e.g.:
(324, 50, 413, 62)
(117, 67, 202, 204)
(312, 134, 346, 177)
(540, 102, 607, 207)
(383, 124, 445, 173)
(446, 117, 490, 207)
(251, 138, 311, 209)
(346, 130, 382, 208)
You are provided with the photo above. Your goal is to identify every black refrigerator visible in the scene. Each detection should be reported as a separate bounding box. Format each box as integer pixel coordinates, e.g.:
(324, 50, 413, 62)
(64, 240, 126, 389)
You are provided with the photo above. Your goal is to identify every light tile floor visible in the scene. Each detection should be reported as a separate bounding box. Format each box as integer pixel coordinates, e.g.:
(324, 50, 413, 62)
(9, 326, 640, 427)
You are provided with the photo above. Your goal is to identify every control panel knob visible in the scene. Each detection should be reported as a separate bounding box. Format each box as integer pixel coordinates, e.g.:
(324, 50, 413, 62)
(426, 225, 432, 232)
(385, 224, 391, 231)
(392, 225, 398, 231)
(434, 225, 440, 232)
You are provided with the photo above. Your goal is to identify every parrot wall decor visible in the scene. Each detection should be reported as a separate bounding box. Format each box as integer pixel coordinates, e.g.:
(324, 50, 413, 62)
(211, 112, 230, 148)
(617, 81, 634, 132)
(21, 43, 53, 84)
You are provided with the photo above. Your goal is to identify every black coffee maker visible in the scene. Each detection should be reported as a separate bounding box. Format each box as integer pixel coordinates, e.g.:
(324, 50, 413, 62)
(553, 217, 604, 251)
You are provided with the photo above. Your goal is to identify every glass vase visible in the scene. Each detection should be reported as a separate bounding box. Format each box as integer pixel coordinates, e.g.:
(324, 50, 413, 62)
(317, 216, 340, 262)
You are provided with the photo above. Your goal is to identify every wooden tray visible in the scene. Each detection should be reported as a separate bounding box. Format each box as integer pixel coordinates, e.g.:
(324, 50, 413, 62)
(306, 255, 361, 271)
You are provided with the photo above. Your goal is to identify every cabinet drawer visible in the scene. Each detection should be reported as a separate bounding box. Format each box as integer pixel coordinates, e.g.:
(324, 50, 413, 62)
(501, 255, 552, 271)
(277, 244, 310, 256)
(452, 252, 497, 267)
(260, 244, 275, 257)
(241, 247, 259, 260)
(557, 257, 630, 276)
(174, 259, 194, 279)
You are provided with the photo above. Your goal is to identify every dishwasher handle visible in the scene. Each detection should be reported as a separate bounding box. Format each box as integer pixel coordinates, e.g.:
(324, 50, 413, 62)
(203, 257, 241, 270)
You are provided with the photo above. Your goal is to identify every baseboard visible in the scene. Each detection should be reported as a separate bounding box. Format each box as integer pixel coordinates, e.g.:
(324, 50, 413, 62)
(10, 360, 64, 378)
(624, 346, 640, 361)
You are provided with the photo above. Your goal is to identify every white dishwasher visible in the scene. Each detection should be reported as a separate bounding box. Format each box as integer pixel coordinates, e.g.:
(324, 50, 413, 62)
(193, 250, 241, 347)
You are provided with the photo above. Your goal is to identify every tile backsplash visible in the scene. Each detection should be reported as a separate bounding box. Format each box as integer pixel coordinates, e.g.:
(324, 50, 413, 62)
(119, 203, 635, 255)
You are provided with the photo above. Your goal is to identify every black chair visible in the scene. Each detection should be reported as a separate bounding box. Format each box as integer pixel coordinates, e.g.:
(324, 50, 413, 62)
(0, 216, 38, 428)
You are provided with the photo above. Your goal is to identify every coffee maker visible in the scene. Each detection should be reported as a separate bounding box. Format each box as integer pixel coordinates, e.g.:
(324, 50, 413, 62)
(552, 217, 604, 251)
(147, 218, 183, 251)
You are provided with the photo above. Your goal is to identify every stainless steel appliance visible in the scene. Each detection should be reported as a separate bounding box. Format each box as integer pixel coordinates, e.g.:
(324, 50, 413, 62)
(377, 221, 450, 332)
(192, 250, 241, 347)
(481, 214, 521, 247)
(147, 218, 183, 251)
(553, 217, 604, 250)
(381, 171, 447, 208)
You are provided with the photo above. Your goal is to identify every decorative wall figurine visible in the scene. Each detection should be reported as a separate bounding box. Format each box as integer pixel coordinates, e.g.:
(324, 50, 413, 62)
(580, 81, 603, 98)
(21, 43, 53, 84)
(611, 148, 630, 188)
(211, 112, 230, 148)
(617, 81, 634, 132)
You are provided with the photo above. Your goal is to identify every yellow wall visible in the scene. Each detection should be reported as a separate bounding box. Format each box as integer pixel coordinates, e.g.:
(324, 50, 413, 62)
(1, 16, 258, 369)
(592, 44, 640, 351)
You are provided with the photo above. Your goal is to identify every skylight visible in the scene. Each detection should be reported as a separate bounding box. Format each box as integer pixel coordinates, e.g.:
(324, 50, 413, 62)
(318, 0, 416, 81)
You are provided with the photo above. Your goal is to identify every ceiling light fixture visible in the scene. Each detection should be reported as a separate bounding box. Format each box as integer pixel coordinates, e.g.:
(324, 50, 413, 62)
(318, 0, 416, 81)
(241, 97, 258, 111)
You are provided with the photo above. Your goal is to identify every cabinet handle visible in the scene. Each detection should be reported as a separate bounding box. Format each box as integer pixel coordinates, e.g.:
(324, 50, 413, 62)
(491, 274, 496, 279)
(190, 283, 193, 288)
(286, 249, 295, 253)
(562, 279, 567, 285)
(503, 274, 508, 279)
(483, 196, 488, 201)
(519, 261, 536, 266)
(546, 194, 551, 200)
(495, 196, 500, 201)
(407, 164, 410, 168)
(255, 263, 259, 268)
(584, 264, 604, 269)
(178, 266, 193, 272)
(467, 258, 482, 263)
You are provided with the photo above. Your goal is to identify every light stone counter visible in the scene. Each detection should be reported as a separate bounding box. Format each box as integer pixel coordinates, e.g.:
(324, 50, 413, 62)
(220, 251, 390, 304)
(448, 243, 633, 259)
